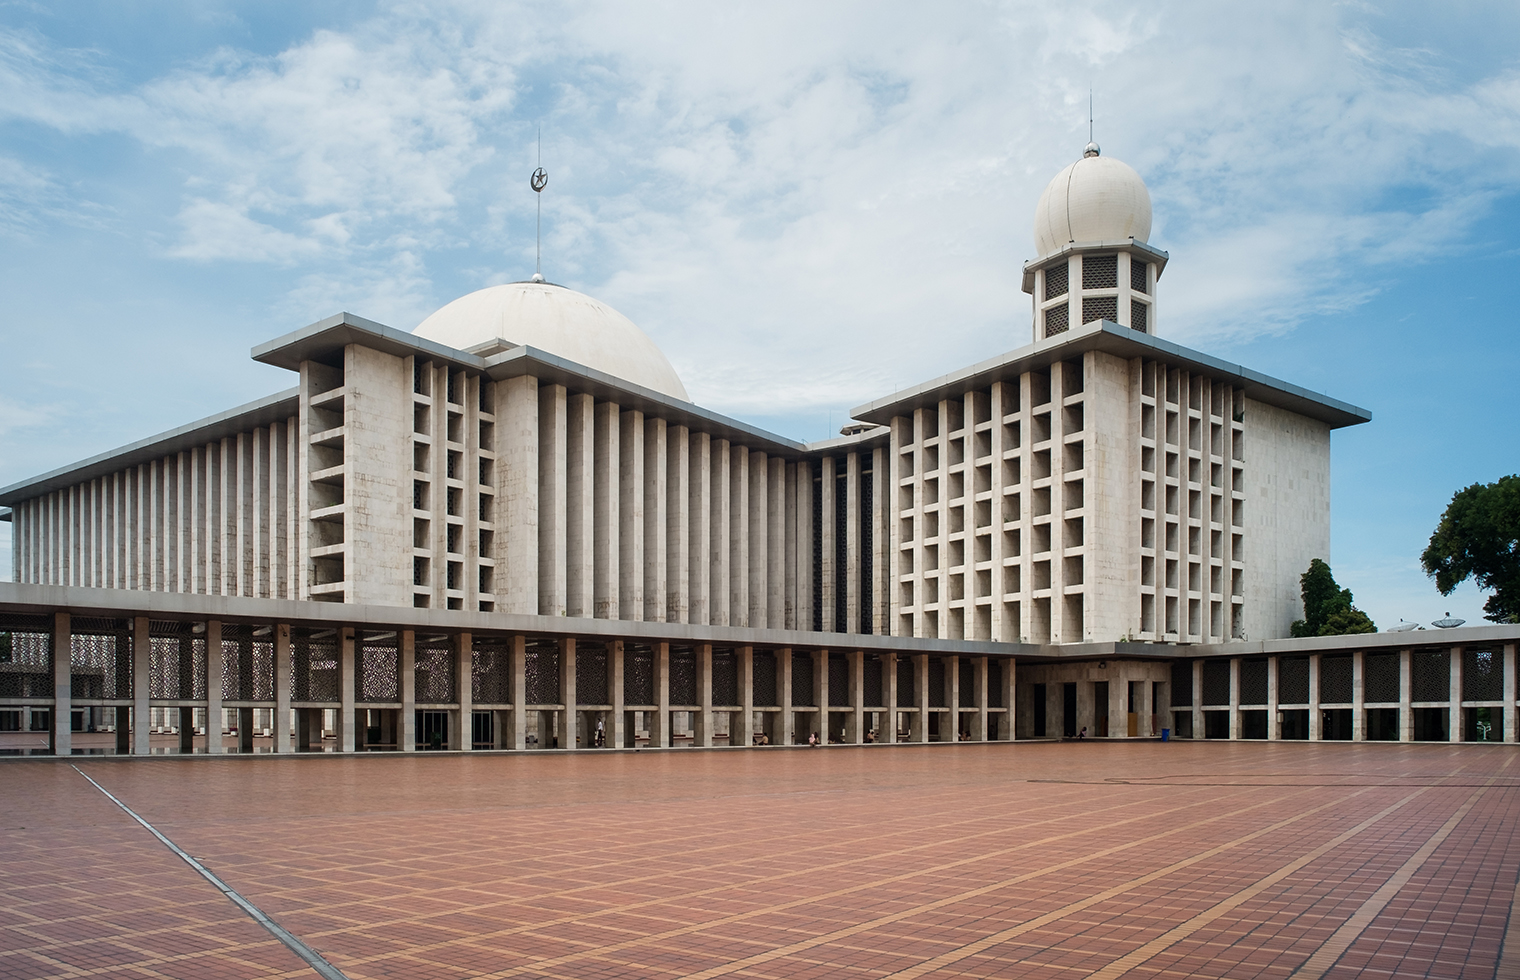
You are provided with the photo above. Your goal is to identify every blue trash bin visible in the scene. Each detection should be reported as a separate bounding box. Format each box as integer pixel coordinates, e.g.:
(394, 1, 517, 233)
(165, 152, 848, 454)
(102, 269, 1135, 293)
(1161, 728, 1170, 742)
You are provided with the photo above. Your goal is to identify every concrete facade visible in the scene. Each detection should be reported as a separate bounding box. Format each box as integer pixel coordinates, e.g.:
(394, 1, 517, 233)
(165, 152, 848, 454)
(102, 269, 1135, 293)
(0, 145, 1391, 751)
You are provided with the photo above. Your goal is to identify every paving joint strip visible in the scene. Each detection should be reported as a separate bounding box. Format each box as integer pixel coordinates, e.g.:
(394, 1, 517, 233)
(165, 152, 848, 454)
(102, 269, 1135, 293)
(71, 765, 351, 980)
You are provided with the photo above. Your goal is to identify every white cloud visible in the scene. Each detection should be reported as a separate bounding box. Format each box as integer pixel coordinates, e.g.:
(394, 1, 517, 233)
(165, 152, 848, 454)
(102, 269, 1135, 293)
(169, 198, 324, 263)
(1, 0, 1519, 408)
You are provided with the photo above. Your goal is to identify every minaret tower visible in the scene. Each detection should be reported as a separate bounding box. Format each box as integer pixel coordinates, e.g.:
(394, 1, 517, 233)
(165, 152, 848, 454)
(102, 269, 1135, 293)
(1021, 142, 1168, 343)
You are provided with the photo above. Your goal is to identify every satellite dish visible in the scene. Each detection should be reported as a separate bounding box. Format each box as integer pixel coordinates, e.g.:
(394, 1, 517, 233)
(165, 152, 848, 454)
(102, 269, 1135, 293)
(1387, 620, 1419, 633)
(1431, 612, 1466, 629)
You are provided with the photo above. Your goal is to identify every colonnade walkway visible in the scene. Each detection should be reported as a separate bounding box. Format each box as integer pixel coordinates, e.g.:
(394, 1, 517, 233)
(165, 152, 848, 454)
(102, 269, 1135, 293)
(3, 742, 1518, 979)
(4, 584, 1519, 755)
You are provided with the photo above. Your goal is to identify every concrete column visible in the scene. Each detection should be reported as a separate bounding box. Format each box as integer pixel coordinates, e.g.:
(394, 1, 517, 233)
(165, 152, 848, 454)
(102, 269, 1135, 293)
(820, 456, 835, 632)
(711, 440, 730, 625)
(205, 621, 222, 754)
(768, 457, 786, 629)
(652, 641, 670, 747)
(696, 643, 713, 747)
(749, 451, 767, 629)
(645, 417, 668, 623)
(849, 650, 865, 744)
(510, 635, 527, 749)
(945, 655, 960, 739)
(1267, 655, 1280, 741)
(1191, 659, 1203, 739)
(539, 384, 568, 617)
(845, 452, 861, 634)
(1001, 657, 1017, 740)
(1449, 646, 1463, 742)
(667, 425, 690, 624)
(400, 630, 417, 752)
(1399, 647, 1413, 742)
(778, 646, 794, 746)
(610, 640, 627, 748)
(51, 612, 71, 756)
(1504, 643, 1517, 743)
(502, 376, 540, 615)
(558, 637, 575, 750)
(975, 656, 989, 741)
(1352, 650, 1366, 742)
(914, 654, 930, 742)
(1228, 657, 1241, 740)
(593, 401, 621, 619)
(1308, 653, 1322, 741)
(1109, 677, 1125, 740)
(813, 649, 828, 743)
(737, 645, 754, 747)
(132, 617, 150, 755)
(566, 392, 595, 618)
(883, 653, 899, 743)
(274, 624, 292, 753)
(730, 447, 749, 628)
(688, 432, 710, 625)
(339, 628, 356, 753)
(620, 410, 645, 620)
(457, 632, 474, 750)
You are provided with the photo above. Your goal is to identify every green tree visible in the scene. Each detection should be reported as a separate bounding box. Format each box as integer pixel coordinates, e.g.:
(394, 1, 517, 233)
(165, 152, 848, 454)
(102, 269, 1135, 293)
(1290, 558, 1376, 636)
(1421, 475, 1520, 623)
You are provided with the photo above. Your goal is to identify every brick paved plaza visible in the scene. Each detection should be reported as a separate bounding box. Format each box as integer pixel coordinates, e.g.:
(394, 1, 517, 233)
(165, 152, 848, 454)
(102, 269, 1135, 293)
(3, 741, 1519, 980)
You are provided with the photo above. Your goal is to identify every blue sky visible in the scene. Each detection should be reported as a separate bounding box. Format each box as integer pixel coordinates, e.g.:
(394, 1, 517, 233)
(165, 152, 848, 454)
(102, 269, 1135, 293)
(1, 1, 1517, 629)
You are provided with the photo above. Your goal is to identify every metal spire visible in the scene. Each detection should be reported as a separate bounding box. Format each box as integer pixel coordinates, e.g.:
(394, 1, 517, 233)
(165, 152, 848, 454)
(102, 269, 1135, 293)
(531, 126, 548, 282)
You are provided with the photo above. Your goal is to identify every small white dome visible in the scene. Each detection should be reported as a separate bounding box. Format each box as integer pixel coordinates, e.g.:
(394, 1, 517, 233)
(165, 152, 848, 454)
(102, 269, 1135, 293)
(1032, 151, 1152, 258)
(414, 281, 689, 402)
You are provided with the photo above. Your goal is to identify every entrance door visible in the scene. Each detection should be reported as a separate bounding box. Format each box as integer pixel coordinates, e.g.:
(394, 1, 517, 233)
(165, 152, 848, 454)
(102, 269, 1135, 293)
(472, 710, 494, 748)
(1062, 683, 1077, 738)
(416, 710, 449, 749)
(1127, 681, 1139, 737)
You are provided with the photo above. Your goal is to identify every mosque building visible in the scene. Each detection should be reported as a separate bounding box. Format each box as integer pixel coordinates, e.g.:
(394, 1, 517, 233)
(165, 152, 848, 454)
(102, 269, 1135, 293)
(2, 144, 1516, 754)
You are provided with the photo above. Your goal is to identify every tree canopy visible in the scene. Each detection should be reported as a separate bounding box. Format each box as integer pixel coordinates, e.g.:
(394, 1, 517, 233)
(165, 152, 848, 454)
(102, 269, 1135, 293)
(1290, 558, 1376, 636)
(1421, 475, 1520, 623)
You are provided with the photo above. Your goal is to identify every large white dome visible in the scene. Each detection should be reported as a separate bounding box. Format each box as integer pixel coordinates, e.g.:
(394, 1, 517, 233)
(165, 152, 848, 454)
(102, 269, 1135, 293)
(1032, 147, 1152, 258)
(414, 281, 690, 402)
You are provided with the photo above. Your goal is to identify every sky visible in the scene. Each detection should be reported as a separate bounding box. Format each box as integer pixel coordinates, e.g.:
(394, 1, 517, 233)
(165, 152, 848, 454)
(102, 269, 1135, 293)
(1, 0, 1518, 630)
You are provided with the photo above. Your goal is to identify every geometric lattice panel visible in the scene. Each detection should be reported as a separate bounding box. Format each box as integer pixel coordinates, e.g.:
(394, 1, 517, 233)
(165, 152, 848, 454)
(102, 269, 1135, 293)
(1321, 656, 1353, 705)
(928, 658, 946, 708)
(752, 650, 777, 708)
(897, 657, 916, 707)
(1412, 648, 1450, 703)
(1279, 657, 1310, 705)
(1365, 652, 1400, 704)
(525, 640, 561, 706)
(864, 656, 883, 708)
(1171, 660, 1194, 707)
(624, 644, 654, 707)
(791, 652, 814, 707)
(576, 643, 609, 706)
(712, 648, 737, 708)
(471, 638, 511, 706)
(1239, 660, 1267, 705)
(414, 636, 455, 705)
(293, 630, 339, 702)
(1201, 660, 1230, 706)
(1463, 649, 1502, 701)
(829, 654, 849, 707)
(669, 648, 697, 707)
